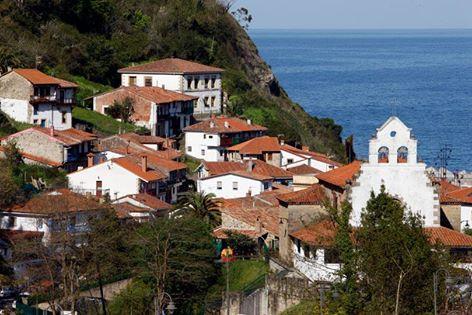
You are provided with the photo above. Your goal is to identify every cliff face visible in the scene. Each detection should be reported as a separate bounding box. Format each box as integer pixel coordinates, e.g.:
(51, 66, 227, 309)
(0, 0, 346, 160)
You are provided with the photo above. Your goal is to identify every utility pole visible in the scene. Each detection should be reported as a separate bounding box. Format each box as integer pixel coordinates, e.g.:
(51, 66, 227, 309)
(435, 145, 452, 179)
(226, 260, 230, 315)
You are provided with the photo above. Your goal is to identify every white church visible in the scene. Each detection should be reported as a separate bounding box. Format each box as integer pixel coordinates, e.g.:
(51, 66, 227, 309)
(350, 116, 440, 227)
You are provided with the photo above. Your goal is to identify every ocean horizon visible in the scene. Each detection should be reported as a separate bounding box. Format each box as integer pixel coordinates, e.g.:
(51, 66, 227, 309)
(250, 28, 472, 171)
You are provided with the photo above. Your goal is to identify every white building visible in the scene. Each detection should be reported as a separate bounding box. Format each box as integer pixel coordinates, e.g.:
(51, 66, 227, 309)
(279, 144, 342, 172)
(0, 189, 106, 243)
(118, 58, 223, 116)
(0, 69, 77, 130)
(183, 116, 267, 162)
(197, 171, 273, 199)
(350, 117, 440, 227)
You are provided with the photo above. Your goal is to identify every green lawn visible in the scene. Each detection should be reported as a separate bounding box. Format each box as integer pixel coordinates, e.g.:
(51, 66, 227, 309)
(72, 107, 137, 136)
(280, 300, 320, 315)
(70, 75, 112, 104)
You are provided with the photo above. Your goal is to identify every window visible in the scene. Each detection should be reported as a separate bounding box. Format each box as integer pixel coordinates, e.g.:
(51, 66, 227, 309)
(287, 158, 294, 164)
(40, 119, 46, 127)
(7, 216, 15, 228)
(144, 76, 152, 87)
(204, 97, 210, 107)
(210, 96, 216, 107)
(232, 181, 238, 190)
(264, 182, 270, 190)
(378, 146, 389, 163)
(296, 239, 301, 253)
(61, 111, 67, 124)
(33, 119, 38, 125)
(128, 76, 137, 86)
(208, 135, 213, 139)
(303, 245, 311, 258)
(211, 77, 216, 89)
(204, 78, 209, 89)
(217, 181, 222, 190)
(187, 146, 192, 152)
(397, 146, 408, 163)
(193, 100, 198, 108)
(161, 84, 165, 89)
(201, 149, 205, 156)
(267, 152, 273, 161)
(33, 105, 38, 115)
(187, 77, 193, 90)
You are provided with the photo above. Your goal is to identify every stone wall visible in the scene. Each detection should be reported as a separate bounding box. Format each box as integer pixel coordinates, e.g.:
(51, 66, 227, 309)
(0, 72, 32, 100)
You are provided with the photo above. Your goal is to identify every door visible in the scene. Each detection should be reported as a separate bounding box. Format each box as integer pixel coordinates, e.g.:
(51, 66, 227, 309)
(60, 90, 65, 103)
(96, 181, 103, 197)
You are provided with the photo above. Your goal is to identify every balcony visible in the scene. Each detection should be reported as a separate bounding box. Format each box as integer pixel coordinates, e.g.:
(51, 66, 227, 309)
(30, 95, 56, 103)
(69, 188, 111, 198)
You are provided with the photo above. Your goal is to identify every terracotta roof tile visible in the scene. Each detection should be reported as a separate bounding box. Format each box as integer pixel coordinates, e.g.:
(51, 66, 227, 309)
(118, 58, 223, 74)
(436, 180, 462, 203)
(114, 156, 166, 182)
(4, 127, 96, 147)
(444, 187, 472, 205)
(316, 160, 362, 189)
(290, 220, 339, 247)
(7, 189, 106, 215)
(143, 154, 187, 173)
(227, 136, 280, 154)
(287, 164, 323, 175)
(203, 170, 272, 182)
(281, 144, 343, 167)
(13, 69, 78, 87)
(124, 193, 172, 210)
(277, 184, 327, 206)
(119, 133, 166, 145)
(424, 227, 472, 247)
(203, 160, 293, 179)
(183, 116, 267, 134)
(212, 227, 264, 239)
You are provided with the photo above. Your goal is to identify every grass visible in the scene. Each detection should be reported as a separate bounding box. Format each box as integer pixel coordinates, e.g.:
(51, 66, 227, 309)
(72, 107, 137, 136)
(280, 300, 320, 315)
(70, 75, 112, 104)
(181, 156, 202, 173)
(0, 110, 32, 137)
(206, 259, 269, 308)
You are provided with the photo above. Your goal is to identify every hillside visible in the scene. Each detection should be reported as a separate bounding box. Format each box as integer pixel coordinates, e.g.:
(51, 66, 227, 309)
(0, 0, 346, 160)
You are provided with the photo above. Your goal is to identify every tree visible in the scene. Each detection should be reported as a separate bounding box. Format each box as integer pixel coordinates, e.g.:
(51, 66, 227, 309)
(225, 231, 258, 257)
(0, 161, 23, 208)
(133, 216, 217, 314)
(356, 186, 447, 314)
(106, 96, 134, 123)
(177, 191, 221, 226)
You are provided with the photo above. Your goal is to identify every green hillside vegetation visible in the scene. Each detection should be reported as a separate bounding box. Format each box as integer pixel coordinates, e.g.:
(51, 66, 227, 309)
(72, 107, 137, 135)
(0, 0, 346, 160)
(0, 110, 31, 137)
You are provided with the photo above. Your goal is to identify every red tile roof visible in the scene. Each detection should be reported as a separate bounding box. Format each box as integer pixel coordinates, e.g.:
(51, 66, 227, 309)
(7, 189, 106, 215)
(290, 220, 339, 247)
(183, 116, 267, 134)
(316, 160, 362, 189)
(443, 187, 472, 205)
(203, 160, 293, 179)
(277, 184, 327, 206)
(123, 193, 172, 210)
(119, 133, 166, 145)
(144, 154, 187, 173)
(281, 144, 343, 167)
(424, 227, 472, 248)
(12, 69, 78, 88)
(436, 180, 462, 203)
(118, 58, 223, 74)
(124, 86, 196, 103)
(212, 227, 264, 239)
(287, 164, 323, 175)
(114, 156, 166, 182)
(3, 127, 96, 147)
(203, 170, 272, 182)
(227, 136, 280, 154)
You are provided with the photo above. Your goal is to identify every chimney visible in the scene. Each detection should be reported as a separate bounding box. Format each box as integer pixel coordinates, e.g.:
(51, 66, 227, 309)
(87, 153, 94, 167)
(302, 145, 309, 152)
(224, 121, 229, 128)
(49, 126, 54, 137)
(256, 216, 262, 233)
(141, 155, 148, 173)
(246, 160, 253, 172)
(246, 189, 252, 197)
(280, 139, 285, 146)
(246, 119, 252, 125)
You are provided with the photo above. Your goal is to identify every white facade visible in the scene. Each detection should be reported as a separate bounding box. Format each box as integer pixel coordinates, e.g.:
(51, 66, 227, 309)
(120, 72, 222, 115)
(0, 98, 29, 122)
(68, 160, 144, 200)
(350, 117, 440, 227)
(280, 149, 337, 172)
(291, 242, 340, 282)
(197, 173, 271, 199)
(185, 132, 224, 161)
(461, 205, 472, 231)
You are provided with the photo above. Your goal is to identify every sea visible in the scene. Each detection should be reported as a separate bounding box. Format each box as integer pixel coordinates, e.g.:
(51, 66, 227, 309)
(249, 29, 472, 171)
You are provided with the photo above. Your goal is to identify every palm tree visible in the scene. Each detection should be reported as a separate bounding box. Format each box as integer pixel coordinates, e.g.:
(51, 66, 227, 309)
(177, 191, 221, 226)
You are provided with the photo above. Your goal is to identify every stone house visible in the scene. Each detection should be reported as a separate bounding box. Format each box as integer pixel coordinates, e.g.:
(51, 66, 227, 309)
(92, 86, 196, 137)
(118, 58, 223, 116)
(437, 180, 472, 232)
(0, 69, 77, 130)
(0, 127, 96, 171)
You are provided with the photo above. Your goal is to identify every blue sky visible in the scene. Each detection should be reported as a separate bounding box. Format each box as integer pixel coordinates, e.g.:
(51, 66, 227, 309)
(235, 0, 472, 29)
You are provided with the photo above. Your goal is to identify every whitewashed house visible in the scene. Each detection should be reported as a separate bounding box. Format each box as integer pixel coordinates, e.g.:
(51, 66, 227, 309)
(0, 189, 106, 243)
(197, 171, 273, 199)
(112, 193, 172, 222)
(0, 69, 77, 130)
(183, 116, 267, 162)
(118, 58, 223, 116)
(350, 117, 440, 227)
